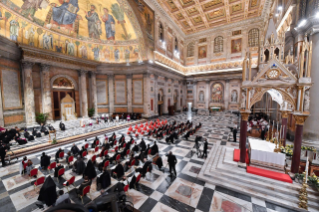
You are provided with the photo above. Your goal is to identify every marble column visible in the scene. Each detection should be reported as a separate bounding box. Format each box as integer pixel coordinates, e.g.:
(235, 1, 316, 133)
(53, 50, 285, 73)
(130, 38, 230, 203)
(193, 81, 197, 109)
(154, 75, 158, 115)
(205, 81, 210, 110)
(22, 62, 36, 126)
(41, 65, 52, 120)
(281, 110, 289, 147)
(79, 70, 88, 117)
(163, 77, 168, 114)
(90, 72, 98, 117)
(143, 73, 150, 117)
(127, 74, 132, 113)
(239, 111, 250, 167)
(108, 74, 114, 114)
(291, 114, 308, 173)
(225, 80, 230, 110)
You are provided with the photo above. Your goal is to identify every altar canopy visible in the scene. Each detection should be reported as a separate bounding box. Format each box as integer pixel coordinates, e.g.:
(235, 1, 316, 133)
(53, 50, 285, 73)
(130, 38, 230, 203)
(248, 138, 285, 170)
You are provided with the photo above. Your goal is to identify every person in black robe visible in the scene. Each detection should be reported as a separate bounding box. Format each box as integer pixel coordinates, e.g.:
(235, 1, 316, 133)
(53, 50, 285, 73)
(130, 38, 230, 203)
(91, 137, 99, 148)
(32, 128, 41, 138)
(112, 181, 125, 193)
(59, 122, 65, 131)
(165, 133, 174, 144)
(98, 156, 110, 171)
(40, 123, 49, 135)
(202, 139, 208, 159)
(24, 129, 34, 141)
(135, 160, 152, 177)
(0, 141, 7, 167)
(83, 160, 96, 180)
(54, 163, 64, 178)
(135, 150, 145, 162)
(102, 141, 110, 150)
(79, 146, 87, 158)
(110, 150, 119, 164)
(38, 176, 57, 206)
(139, 139, 146, 151)
(167, 151, 177, 177)
(15, 133, 27, 145)
(145, 144, 151, 156)
(48, 125, 56, 133)
(97, 168, 111, 190)
(55, 148, 64, 163)
(40, 152, 51, 170)
(76, 176, 92, 195)
(72, 156, 86, 175)
(127, 175, 136, 189)
(151, 141, 159, 155)
(132, 144, 139, 153)
(71, 144, 80, 156)
(119, 135, 125, 144)
(111, 161, 124, 179)
(153, 154, 163, 169)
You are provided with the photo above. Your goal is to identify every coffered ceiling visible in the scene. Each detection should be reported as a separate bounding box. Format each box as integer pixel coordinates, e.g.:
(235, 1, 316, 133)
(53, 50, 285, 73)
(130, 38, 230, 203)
(156, 0, 266, 34)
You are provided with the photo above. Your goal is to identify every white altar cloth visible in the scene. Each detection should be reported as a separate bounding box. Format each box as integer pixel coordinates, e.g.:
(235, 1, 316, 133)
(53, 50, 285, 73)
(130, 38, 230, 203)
(248, 138, 285, 170)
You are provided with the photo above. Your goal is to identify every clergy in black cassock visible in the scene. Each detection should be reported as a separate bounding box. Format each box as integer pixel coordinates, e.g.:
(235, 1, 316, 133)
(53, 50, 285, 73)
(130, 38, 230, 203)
(37, 176, 57, 206)
(83, 160, 96, 180)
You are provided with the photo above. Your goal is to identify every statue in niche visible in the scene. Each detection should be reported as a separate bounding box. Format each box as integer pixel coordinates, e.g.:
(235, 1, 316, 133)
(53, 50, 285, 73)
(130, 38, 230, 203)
(304, 90, 310, 112)
(241, 92, 246, 109)
(231, 90, 237, 102)
(199, 91, 204, 102)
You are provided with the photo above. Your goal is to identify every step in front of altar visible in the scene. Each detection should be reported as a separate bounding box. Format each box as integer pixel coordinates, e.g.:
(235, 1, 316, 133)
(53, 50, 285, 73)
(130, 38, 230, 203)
(198, 144, 319, 212)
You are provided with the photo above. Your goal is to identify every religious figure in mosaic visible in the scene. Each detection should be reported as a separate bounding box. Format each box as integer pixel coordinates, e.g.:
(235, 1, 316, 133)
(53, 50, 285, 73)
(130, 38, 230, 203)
(114, 49, 120, 61)
(25, 26, 35, 46)
(43, 32, 53, 50)
(80, 45, 87, 59)
(101, 8, 115, 40)
(92, 46, 100, 61)
(66, 40, 75, 56)
(85, 5, 102, 39)
(20, 0, 49, 21)
(9, 17, 20, 42)
(52, 0, 79, 25)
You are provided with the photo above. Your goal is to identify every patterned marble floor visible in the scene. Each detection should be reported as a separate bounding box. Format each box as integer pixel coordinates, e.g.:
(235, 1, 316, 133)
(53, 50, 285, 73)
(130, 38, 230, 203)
(0, 112, 299, 212)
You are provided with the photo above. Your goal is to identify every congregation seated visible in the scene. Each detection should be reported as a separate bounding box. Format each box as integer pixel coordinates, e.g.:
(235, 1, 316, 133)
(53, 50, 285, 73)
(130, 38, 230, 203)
(59, 122, 66, 131)
(54, 190, 70, 206)
(111, 161, 125, 179)
(83, 160, 96, 180)
(55, 148, 64, 163)
(32, 127, 42, 138)
(54, 163, 64, 178)
(96, 168, 111, 190)
(76, 175, 91, 195)
(40, 123, 49, 135)
(71, 143, 80, 156)
(14, 133, 27, 145)
(24, 129, 34, 141)
(72, 156, 86, 175)
(40, 152, 51, 169)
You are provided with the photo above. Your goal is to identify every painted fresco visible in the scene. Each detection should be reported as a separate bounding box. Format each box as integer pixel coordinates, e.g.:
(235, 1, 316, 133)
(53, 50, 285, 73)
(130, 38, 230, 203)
(52, 77, 74, 89)
(131, 0, 154, 40)
(211, 83, 223, 102)
(198, 45, 207, 59)
(231, 38, 242, 53)
(0, 0, 145, 63)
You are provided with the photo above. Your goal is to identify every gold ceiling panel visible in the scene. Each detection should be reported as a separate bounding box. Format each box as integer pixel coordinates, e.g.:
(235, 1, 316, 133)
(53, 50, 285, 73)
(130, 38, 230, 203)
(156, 0, 266, 34)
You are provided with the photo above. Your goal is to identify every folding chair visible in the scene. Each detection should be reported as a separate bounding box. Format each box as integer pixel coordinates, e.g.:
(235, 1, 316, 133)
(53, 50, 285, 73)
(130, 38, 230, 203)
(63, 176, 76, 192)
(79, 185, 91, 204)
(34, 176, 45, 191)
(29, 168, 38, 180)
(56, 168, 65, 183)
(67, 155, 74, 168)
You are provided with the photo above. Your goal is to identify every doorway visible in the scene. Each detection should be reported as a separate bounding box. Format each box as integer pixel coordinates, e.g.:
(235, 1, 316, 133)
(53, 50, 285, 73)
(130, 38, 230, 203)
(158, 104, 163, 116)
(53, 90, 75, 120)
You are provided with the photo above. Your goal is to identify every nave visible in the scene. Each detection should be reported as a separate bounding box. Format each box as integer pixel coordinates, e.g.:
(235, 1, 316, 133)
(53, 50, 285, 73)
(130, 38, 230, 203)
(0, 112, 301, 212)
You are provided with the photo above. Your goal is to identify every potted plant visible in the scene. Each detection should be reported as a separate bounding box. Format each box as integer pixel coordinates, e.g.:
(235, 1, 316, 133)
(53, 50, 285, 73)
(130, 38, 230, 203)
(88, 108, 95, 117)
(36, 113, 49, 125)
(51, 138, 57, 145)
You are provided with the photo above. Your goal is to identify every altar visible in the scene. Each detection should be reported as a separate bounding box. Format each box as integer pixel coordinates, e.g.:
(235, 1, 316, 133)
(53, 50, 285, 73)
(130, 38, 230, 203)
(248, 138, 286, 171)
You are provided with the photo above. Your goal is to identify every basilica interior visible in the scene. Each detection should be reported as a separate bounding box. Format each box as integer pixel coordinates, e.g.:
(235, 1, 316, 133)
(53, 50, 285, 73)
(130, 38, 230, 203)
(0, 0, 318, 211)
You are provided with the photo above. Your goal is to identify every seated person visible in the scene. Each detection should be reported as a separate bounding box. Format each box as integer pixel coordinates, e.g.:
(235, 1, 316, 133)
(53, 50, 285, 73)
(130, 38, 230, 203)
(48, 124, 56, 133)
(145, 144, 151, 155)
(32, 128, 41, 138)
(19, 156, 28, 174)
(102, 141, 110, 150)
(152, 154, 163, 169)
(59, 122, 66, 131)
(124, 155, 137, 171)
(79, 146, 88, 158)
(66, 151, 72, 165)
(40, 123, 49, 135)
(54, 190, 70, 206)
(135, 160, 152, 177)
(24, 129, 34, 141)
(71, 144, 80, 156)
(132, 144, 139, 153)
(156, 131, 163, 139)
(111, 161, 124, 179)
(110, 133, 116, 141)
(151, 141, 159, 155)
(55, 148, 64, 163)
(109, 150, 119, 164)
(54, 163, 64, 178)
(15, 133, 27, 145)
(112, 181, 125, 193)
(96, 168, 111, 190)
(76, 175, 91, 195)
(139, 138, 146, 151)
(127, 173, 138, 189)
(72, 156, 86, 175)
(119, 135, 125, 143)
(26, 160, 34, 176)
(91, 137, 99, 148)
(165, 133, 174, 144)
(40, 152, 51, 170)
(83, 160, 97, 180)
(135, 150, 145, 162)
(98, 155, 110, 171)
(109, 138, 117, 147)
(184, 131, 191, 140)
(99, 146, 109, 158)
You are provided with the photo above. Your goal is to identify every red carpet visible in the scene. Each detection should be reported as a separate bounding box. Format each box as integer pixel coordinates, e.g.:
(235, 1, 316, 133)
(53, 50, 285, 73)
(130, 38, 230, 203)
(247, 166, 292, 183)
(233, 149, 249, 164)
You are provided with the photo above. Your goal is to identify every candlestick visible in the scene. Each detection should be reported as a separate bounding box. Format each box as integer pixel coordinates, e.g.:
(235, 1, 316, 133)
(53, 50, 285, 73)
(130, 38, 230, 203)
(277, 121, 278, 132)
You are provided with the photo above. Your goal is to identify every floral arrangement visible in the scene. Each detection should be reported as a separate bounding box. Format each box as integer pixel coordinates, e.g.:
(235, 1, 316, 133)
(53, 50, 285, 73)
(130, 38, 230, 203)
(283, 145, 293, 156)
(51, 138, 57, 145)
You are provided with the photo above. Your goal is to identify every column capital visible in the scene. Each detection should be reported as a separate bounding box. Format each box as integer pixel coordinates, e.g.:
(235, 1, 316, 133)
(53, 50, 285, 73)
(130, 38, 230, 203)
(22, 62, 34, 70)
(143, 73, 150, 78)
(293, 113, 309, 125)
(126, 74, 133, 79)
(240, 111, 250, 121)
(281, 110, 290, 118)
(41, 64, 50, 72)
(78, 69, 88, 75)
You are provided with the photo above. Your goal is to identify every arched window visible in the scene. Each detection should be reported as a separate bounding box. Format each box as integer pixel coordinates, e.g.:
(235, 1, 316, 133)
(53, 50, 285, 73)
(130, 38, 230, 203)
(248, 28, 259, 47)
(187, 42, 195, 57)
(175, 37, 178, 51)
(214, 36, 223, 53)
(159, 23, 164, 41)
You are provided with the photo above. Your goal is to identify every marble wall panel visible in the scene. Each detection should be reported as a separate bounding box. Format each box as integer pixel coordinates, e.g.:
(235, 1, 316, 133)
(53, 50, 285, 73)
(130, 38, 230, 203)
(97, 80, 108, 105)
(1, 69, 22, 109)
